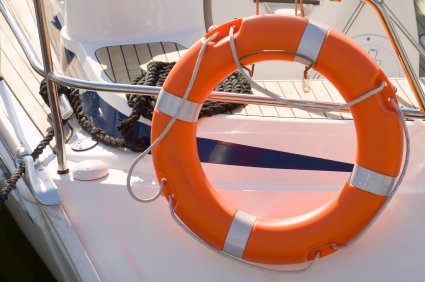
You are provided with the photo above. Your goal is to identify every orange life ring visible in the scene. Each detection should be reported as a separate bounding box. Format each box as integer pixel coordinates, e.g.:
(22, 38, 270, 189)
(151, 15, 403, 264)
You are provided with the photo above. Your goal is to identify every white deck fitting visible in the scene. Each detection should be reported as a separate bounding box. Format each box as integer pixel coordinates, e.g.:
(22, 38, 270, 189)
(96, 42, 423, 121)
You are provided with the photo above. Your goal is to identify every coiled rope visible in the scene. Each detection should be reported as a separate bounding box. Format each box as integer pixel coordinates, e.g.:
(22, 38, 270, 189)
(0, 61, 252, 203)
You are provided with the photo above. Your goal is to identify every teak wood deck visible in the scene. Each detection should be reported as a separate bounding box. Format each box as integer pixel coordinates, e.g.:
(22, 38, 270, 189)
(96, 42, 422, 121)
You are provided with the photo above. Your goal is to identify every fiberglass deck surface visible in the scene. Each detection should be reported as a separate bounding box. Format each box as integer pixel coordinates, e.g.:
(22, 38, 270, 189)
(0, 0, 425, 134)
(96, 42, 423, 121)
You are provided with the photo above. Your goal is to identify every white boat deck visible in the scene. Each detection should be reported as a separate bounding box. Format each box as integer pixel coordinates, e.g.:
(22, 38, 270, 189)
(0, 0, 424, 135)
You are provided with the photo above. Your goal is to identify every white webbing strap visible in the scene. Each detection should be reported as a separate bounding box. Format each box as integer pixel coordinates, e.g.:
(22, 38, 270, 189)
(295, 20, 329, 65)
(349, 164, 396, 196)
(223, 210, 256, 258)
(155, 89, 203, 123)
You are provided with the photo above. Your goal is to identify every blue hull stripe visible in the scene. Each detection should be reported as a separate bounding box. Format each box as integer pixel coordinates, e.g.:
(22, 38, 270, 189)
(81, 91, 353, 172)
(197, 138, 353, 171)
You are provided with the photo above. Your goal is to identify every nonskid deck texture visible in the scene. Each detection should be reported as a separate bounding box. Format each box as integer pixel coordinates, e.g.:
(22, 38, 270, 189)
(96, 42, 423, 120)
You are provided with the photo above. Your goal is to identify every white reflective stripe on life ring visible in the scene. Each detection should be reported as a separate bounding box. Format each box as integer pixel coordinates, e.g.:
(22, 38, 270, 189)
(223, 210, 256, 258)
(349, 164, 396, 196)
(156, 89, 203, 123)
(295, 20, 329, 65)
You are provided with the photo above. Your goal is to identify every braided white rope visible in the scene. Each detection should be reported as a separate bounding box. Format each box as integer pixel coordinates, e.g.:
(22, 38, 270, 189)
(125, 30, 323, 272)
(228, 25, 386, 113)
(227, 24, 409, 258)
(333, 98, 410, 250)
(126, 23, 408, 273)
(168, 195, 321, 274)
(126, 33, 219, 203)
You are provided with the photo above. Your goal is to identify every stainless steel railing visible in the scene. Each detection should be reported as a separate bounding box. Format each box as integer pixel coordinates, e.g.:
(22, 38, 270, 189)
(364, 0, 425, 113)
(33, 0, 68, 173)
(0, 0, 424, 173)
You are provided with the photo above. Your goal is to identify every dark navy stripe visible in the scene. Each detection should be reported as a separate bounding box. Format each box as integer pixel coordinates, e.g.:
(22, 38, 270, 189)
(81, 91, 353, 172)
(63, 48, 76, 65)
(197, 138, 353, 171)
(52, 15, 62, 30)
